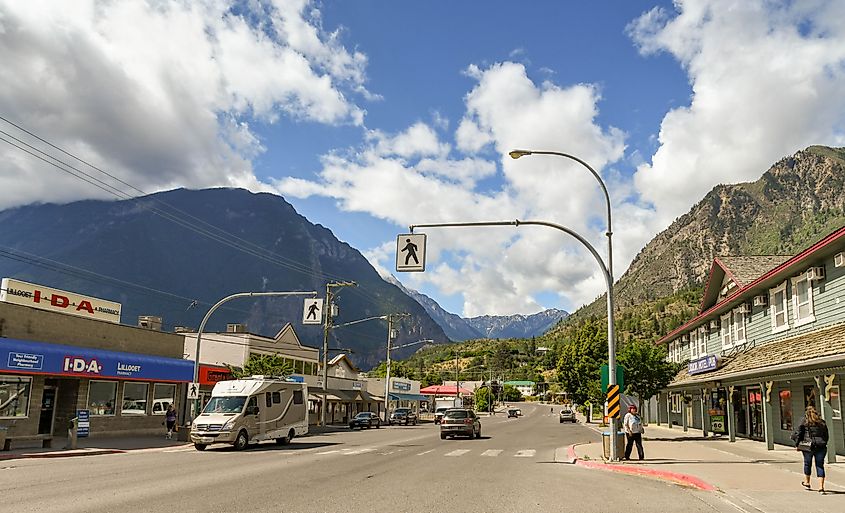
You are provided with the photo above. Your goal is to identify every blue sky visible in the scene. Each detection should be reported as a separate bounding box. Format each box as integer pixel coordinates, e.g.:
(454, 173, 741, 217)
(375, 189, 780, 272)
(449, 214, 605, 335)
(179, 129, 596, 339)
(2, 0, 845, 317)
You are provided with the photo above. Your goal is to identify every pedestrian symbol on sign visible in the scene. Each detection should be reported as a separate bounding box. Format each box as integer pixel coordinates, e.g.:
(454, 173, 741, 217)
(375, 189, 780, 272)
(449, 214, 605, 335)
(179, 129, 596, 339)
(302, 298, 324, 325)
(395, 234, 426, 272)
(187, 382, 200, 400)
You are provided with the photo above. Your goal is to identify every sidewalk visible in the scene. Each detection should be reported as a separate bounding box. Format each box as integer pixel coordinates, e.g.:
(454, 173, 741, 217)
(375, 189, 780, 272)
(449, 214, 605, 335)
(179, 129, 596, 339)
(0, 434, 188, 461)
(571, 418, 845, 512)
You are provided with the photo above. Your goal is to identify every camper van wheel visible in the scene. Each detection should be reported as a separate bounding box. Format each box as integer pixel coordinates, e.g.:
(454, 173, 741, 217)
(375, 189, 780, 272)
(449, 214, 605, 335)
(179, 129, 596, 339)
(234, 430, 249, 451)
(194, 443, 207, 451)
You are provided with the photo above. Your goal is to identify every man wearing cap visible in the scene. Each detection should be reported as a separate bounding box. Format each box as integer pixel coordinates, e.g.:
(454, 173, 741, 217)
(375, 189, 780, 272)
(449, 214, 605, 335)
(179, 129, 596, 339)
(623, 404, 645, 460)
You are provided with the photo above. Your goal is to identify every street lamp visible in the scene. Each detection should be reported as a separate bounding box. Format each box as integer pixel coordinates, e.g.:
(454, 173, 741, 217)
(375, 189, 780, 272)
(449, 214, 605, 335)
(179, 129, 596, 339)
(409, 218, 618, 460)
(190, 290, 317, 423)
(509, 148, 618, 460)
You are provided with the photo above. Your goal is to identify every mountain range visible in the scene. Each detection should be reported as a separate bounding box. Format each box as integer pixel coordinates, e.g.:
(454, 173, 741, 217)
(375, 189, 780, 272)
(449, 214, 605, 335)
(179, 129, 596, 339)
(572, 145, 845, 320)
(0, 188, 449, 368)
(387, 276, 568, 340)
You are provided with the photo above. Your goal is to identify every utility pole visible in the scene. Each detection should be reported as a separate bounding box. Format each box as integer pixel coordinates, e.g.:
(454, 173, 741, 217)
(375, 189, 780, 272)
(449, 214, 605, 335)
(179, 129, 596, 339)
(321, 281, 356, 427)
(382, 314, 414, 423)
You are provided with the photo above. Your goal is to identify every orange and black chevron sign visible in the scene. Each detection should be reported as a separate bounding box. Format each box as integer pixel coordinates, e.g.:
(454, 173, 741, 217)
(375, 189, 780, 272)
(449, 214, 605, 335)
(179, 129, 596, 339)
(607, 384, 621, 419)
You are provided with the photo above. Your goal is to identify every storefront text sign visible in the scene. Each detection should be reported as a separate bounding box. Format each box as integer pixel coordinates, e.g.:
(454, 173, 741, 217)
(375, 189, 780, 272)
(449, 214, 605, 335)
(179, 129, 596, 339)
(76, 410, 90, 438)
(392, 381, 411, 391)
(688, 355, 718, 375)
(0, 338, 193, 382)
(0, 278, 122, 324)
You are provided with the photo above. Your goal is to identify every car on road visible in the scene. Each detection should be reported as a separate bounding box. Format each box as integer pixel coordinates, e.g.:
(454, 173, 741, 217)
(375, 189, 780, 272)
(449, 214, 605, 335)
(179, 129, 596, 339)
(389, 407, 417, 426)
(433, 407, 449, 424)
(440, 408, 481, 439)
(507, 408, 519, 418)
(349, 412, 381, 429)
(559, 408, 576, 423)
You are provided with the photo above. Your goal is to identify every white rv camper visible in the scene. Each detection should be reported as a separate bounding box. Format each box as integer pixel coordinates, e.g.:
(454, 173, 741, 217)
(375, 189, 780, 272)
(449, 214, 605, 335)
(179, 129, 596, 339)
(190, 377, 308, 451)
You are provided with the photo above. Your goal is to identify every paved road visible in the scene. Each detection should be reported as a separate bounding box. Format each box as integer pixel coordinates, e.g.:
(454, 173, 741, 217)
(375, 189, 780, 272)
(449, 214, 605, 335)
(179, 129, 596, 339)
(1, 403, 739, 512)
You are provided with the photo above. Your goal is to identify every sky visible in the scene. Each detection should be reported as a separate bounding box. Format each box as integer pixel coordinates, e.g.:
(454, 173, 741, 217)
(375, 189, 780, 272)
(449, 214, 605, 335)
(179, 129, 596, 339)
(1, 0, 845, 318)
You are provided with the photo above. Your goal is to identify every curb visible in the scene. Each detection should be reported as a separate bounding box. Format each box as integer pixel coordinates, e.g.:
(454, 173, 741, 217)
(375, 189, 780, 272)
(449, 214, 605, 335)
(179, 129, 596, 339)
(554, 444, 578, 464)
(570, 443, 717, 492)
(0, 448, 126, 461)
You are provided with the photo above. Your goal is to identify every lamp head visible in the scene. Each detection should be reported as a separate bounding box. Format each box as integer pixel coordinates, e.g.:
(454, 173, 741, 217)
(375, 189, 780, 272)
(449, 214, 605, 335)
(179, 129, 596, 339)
(508, 149, 532, 159)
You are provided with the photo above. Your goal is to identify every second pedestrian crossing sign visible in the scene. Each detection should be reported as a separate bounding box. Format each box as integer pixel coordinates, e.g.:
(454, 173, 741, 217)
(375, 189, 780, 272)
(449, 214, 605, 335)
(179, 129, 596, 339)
(302, 298, 323, 325)
(396, 233, 426, 272)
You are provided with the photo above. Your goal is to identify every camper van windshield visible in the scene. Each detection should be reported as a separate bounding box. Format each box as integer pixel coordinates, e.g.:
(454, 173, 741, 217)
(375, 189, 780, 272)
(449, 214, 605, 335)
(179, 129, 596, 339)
(202, 396, 247, 414)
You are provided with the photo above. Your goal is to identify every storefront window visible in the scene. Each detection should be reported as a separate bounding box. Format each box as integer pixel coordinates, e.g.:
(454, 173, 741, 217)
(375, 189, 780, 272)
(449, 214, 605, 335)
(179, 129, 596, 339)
(779, 389, 792, 430)
(121, 382, 149, 415)
(152, 384, 176, 415)
(0, 375, 31, 418)
(804, 385, 817, 411)
(830, 385, 841, 420)
(89, 381, 117, 416)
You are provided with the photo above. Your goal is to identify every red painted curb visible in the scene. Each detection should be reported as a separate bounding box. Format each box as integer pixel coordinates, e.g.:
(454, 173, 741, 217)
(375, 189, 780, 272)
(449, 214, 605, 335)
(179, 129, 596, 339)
(575, 459, 717, 491)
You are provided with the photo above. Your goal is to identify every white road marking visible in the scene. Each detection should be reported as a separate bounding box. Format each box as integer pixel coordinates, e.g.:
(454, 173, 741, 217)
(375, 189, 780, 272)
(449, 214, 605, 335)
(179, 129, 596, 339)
(316, 449, 342, 455)
(343, 447, 374, 455)
(480, 449, 502, 457)
(444, 449, 470, 457)
(514, 449, 536, 458)
(416, 449, 435, 456)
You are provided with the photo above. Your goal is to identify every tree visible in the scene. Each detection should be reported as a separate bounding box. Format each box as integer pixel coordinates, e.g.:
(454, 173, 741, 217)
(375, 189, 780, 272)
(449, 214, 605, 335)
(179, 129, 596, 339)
(555, 318, 607, 406)
(502, 384, 522, 402)
(227, 353, 294, 379)
(617, 338, 682, 402)
(475, 386, 493, 412)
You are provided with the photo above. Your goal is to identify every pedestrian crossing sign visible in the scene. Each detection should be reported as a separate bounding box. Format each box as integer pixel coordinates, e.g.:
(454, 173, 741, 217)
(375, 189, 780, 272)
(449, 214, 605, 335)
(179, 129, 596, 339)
(303, 298, 324, 325)
(396, 233, 426, 272)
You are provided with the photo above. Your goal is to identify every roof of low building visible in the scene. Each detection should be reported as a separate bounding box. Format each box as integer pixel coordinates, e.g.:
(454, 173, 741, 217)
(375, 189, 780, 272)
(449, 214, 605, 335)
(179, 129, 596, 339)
(504, 380, 535, 386)
(668, 322, 845, 387)
(716, 256, 793, 287)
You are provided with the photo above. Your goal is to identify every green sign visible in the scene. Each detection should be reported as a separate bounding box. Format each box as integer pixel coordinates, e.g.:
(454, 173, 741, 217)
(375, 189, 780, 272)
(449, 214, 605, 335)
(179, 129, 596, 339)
(600, 364, 625, 393)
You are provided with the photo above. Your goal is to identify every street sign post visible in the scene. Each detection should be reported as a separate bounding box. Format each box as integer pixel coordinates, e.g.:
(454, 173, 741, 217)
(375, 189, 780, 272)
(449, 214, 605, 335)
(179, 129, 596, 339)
(395, 234, 426, 272)
(302, 298, 323, 325)
(601, 364, 624, 394)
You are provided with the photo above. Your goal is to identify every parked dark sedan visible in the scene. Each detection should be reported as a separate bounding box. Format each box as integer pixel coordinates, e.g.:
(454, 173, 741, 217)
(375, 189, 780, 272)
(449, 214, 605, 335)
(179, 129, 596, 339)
(349, 412, 381, 429)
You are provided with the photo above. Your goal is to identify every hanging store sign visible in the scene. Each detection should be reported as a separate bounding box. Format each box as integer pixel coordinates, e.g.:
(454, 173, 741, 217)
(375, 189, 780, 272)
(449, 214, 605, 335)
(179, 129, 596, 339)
(0, 278, 122, 324)
(392, 381, 411, 391)
(688, 355, 718, 375)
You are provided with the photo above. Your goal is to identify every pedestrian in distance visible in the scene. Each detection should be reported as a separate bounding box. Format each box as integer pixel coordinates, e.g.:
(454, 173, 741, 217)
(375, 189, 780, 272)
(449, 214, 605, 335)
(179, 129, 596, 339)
(165, 403, 178, 440)
(793, 405, 829, 494)
(623, 404, 645, 460)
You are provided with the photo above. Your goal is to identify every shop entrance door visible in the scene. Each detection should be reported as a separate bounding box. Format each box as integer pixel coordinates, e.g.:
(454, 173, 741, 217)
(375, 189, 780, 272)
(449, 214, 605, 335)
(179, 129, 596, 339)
(38, 386, 57, 435)
(747, 387, 764, 440)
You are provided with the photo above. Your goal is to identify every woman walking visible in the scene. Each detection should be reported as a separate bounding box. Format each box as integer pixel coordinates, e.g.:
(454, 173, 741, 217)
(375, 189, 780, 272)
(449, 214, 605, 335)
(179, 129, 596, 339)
(794, 405, 829, 494)
(165, 403, 178, 440)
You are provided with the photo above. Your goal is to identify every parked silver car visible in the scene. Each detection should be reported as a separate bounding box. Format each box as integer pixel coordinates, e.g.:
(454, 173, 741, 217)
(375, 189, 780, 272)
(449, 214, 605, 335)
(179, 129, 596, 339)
(440, 408, 481, 439)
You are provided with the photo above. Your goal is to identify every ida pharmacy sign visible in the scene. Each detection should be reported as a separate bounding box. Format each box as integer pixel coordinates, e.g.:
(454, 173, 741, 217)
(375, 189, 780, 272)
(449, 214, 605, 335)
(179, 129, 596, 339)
(1, 278, 122, 324)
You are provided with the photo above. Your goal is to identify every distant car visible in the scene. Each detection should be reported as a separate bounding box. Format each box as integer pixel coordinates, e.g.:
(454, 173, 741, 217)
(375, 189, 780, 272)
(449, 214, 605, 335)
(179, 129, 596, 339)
(434, 407, 450, 424)
(507, 408, 519, 418)
(559, 409, 576, 423)
(389, 407, 417, 426)
(349, 412, 381, 430)
(440, 408, 481, 439)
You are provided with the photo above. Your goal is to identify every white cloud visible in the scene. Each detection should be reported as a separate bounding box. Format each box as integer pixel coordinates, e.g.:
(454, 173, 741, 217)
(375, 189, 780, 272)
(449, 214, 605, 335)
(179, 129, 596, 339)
(0, 0, 369, 209)
(629, 0, 845, 227)
(281, 61, 628, 316)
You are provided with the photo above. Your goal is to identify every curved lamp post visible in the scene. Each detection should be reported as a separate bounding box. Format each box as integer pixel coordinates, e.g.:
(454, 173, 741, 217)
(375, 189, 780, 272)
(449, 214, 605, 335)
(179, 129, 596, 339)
(409, 218, 619, 460)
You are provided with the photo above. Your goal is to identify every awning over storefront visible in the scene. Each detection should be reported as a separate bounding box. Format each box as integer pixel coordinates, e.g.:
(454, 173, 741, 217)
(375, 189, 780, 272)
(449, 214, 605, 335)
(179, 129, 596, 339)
(0, 337, 194, 382)
(389, 393, 428, 401)
(419, 385, 471, 396)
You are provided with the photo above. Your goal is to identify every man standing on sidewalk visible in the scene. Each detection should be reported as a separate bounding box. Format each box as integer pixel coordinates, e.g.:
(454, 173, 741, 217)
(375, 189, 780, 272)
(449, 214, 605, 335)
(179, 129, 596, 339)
(623, 404, 645, 460)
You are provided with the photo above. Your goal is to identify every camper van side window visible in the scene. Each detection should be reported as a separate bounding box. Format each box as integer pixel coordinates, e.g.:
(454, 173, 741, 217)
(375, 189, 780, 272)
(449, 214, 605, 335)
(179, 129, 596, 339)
(293, 390, 303, 405)
(272, 392, 281, 404)
(266, 393, 272, 408)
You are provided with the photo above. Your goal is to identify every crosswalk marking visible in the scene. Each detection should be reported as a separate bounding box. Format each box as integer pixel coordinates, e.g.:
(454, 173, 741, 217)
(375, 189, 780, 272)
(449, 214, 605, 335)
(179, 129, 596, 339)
(317, 449, 342, 455)
(343, 448, 374, 455)
(417, 449, 434, 456)
(480, 449, 502, 457)
(514, 449, 536, 458)
(444, 449, 470, 457)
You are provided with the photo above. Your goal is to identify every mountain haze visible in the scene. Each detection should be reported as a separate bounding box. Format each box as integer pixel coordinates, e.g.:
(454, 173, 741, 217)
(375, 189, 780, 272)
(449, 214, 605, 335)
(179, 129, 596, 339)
(0, 188, 448, 368)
